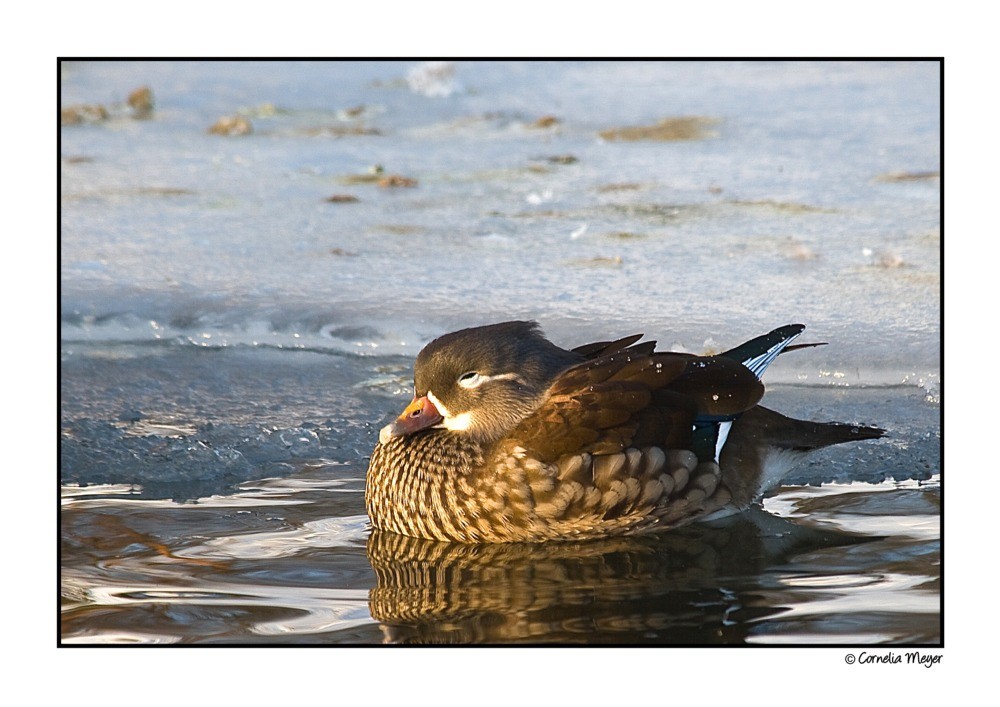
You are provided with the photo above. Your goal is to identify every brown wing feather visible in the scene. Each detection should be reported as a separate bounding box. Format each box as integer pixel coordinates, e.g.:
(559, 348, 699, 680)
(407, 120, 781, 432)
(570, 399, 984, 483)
(490, 345, 764, 537)
(665, 355, 765, 416)
(572, 334, 640, 357)
(572, 334, 657, 359)
(506, 346, 765, 463)
(506, 351, 690, 461)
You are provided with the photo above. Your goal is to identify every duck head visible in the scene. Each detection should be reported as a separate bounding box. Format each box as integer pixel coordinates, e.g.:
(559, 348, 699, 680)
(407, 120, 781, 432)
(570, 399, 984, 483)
(379, 321, 580, 445)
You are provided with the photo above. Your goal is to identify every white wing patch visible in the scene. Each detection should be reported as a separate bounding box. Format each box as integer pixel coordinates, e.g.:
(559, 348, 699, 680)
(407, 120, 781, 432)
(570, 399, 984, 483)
(714, 420, 733, 463)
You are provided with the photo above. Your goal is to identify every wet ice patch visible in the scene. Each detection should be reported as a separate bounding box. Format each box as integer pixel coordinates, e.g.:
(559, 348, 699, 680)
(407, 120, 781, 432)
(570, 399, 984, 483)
(407, 61, 459, 97)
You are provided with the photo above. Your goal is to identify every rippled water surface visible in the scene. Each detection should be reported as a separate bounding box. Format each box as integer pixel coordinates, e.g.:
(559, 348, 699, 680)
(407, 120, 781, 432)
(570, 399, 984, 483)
(60, 60, 941, 645)
(61, 470, 939, 645)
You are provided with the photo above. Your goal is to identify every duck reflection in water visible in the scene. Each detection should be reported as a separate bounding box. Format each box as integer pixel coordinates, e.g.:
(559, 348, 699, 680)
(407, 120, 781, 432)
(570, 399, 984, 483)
(366, 509, 874, 645)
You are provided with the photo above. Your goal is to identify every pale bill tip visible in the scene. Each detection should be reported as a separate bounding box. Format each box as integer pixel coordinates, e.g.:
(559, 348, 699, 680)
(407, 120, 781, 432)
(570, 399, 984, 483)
(379, 424, 395, 445)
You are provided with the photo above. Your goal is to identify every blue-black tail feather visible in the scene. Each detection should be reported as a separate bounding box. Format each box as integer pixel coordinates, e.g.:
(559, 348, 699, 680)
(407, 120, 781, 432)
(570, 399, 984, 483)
(694, 325, 815, 462)
(719, 324, 806, 380)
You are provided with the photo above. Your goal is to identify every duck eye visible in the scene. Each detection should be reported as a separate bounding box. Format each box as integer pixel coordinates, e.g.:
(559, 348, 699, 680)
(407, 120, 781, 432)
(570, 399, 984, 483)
(458, 371, 482, 389)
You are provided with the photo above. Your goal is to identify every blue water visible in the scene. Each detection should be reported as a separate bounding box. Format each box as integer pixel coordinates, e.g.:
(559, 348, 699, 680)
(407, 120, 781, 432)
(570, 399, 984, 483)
(59, 60, 940, 645)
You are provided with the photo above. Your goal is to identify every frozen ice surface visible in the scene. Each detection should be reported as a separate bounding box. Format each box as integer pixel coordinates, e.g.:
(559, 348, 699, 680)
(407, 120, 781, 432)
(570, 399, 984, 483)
(60, 61, 940, 495)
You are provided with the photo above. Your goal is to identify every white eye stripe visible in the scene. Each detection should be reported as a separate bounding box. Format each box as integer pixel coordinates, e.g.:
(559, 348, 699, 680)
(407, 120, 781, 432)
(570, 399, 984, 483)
(457, 372, 481, 389)
(457, 372, 525, 389)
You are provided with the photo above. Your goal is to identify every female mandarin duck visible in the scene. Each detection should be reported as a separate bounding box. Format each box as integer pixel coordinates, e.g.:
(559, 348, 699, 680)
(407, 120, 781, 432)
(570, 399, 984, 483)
(366, 321, 884, 543)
